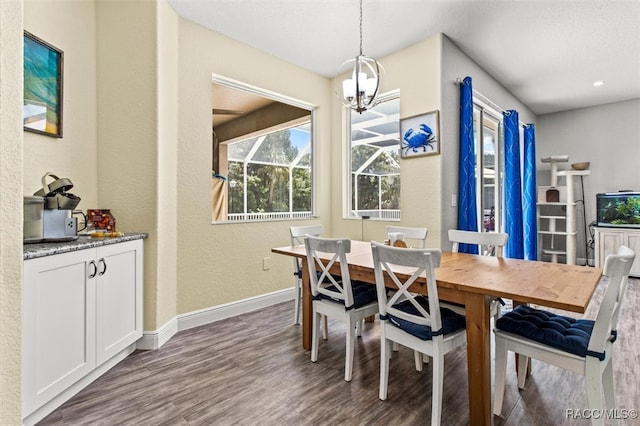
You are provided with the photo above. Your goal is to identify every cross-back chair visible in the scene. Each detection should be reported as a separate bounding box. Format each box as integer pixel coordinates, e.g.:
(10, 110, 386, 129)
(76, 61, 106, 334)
(493, 245, 635, 425)
(385, 225, 428, 248)
(445, 229, 509, 322)
(304, 235, 379, 382)
(371, 242, 467, 425)
(289, 224, 323, 325)
(448, 228, 508, 257)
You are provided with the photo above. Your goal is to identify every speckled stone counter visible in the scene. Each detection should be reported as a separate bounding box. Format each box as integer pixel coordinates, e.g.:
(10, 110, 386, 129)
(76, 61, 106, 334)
(23, 233, 148, 260)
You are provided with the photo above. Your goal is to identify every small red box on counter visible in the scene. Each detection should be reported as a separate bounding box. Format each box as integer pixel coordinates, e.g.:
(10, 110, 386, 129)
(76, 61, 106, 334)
(87, 209, 116, 231)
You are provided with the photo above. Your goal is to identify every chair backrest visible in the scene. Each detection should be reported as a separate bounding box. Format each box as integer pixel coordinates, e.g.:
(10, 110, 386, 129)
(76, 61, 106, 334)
(448, 229, 509, 257)
(290, 224, 323, 276)
(304, 235, 355, 308)
(588, 245, 635, 357)
(371, 242, 443, 332)
(385, 226, 429, 248)
(290, 224, 323, 245)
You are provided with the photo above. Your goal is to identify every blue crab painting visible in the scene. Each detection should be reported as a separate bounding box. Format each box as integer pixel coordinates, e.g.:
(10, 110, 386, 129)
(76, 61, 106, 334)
(402, 123, 436, 156)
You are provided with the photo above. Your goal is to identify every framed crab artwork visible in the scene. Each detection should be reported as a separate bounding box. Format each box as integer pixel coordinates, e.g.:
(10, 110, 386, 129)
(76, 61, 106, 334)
(400, 110, 440, 158)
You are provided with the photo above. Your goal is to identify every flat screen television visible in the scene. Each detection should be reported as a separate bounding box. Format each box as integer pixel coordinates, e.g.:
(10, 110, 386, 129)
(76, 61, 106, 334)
(596, 192, 640, 228)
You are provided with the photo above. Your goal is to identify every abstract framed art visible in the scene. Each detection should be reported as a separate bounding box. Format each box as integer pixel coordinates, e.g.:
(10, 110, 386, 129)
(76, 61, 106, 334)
(400, 110, 440, 158)
(23, 31, 64, 138)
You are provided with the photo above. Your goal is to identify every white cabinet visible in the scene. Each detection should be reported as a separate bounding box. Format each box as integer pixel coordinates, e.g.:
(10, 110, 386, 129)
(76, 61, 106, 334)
(23, 249, 97, 418)
(23, 239, 143, 423)
(95, 242, 143, 365)
(595, 227, 640, 277)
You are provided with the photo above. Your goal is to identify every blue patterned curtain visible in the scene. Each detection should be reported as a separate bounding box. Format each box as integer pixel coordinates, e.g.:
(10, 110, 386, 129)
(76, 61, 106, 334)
(522, 124, 537, 260)
(457, 77, 478, 254)
(503, 110, 524, 259)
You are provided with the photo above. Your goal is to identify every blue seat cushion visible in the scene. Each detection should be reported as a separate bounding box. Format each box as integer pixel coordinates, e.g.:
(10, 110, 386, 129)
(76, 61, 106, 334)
(315, 280, 377, 309)
(387, 296, 466, 341)
(495, 305, 599, 359)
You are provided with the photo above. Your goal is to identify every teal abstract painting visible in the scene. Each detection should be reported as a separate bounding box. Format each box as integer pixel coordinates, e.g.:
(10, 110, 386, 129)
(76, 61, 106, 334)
(24, 32, 63, 138)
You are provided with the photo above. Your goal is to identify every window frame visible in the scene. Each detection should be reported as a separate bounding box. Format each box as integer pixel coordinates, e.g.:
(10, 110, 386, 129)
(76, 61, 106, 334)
(343, 89, 401, 220)
(211, 74, 317, 223)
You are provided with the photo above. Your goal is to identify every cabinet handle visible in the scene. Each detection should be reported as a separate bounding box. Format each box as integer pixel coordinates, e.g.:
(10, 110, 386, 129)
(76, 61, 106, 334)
(89, 260, 97, 278)
(98, 258, 107, 276)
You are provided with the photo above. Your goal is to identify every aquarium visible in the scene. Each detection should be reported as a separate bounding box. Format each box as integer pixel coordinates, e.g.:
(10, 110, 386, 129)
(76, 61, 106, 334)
(596, 192, 640, 228)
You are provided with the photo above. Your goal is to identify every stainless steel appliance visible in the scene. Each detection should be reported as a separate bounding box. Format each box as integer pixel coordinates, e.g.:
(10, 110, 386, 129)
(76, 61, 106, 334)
(43, 209, 78, 241)
(28, 173, 81, 242)
(23, 196, 45, 243)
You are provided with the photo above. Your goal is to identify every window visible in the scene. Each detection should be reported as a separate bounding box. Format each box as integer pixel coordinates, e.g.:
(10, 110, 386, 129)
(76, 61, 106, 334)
(346, 92, 400, 219)
(473, 105, 503, 234)
(212, 76, 314, 222)
(226, 122, 312, 221)
(472, 102, 525, 253)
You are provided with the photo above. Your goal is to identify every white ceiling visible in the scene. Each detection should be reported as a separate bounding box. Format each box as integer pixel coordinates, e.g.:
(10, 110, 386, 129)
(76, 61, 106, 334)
(169, 0, 640, 115)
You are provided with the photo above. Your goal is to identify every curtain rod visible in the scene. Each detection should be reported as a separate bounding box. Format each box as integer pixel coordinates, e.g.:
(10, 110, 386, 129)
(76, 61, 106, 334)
(455, 78, 531, 127)
(455, 77, 506, 114)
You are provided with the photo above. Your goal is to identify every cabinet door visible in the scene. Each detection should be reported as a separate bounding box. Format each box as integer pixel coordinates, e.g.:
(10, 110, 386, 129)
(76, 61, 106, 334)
(598, 230, 624, 268)
(95, 239, 143, 366)
(625, 232, 640, 277)
(23, 249, 97, 417)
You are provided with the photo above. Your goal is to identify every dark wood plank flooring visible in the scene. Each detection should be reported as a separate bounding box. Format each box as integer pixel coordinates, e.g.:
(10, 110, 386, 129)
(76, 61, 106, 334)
(38, 278, 639, 425)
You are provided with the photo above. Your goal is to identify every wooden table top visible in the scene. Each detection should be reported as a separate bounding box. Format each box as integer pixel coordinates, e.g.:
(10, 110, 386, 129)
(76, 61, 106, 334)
(272, 239, 603, 314)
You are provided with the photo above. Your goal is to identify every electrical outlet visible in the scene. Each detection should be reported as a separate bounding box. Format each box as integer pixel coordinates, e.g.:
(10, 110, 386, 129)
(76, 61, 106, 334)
(451, 193, 457, 207)
(263, 257, 271, 270)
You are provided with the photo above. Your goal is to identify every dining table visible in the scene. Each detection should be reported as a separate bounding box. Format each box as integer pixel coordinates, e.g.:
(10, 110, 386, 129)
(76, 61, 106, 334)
(271, 240, 603, 425)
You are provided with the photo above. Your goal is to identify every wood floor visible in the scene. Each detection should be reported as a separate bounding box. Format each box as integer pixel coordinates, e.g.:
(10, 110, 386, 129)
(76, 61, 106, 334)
(38, 278, 639, 426)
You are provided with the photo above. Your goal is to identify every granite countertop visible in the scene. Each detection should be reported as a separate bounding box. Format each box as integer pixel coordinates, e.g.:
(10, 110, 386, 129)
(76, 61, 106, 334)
(24, 233, 148, 260)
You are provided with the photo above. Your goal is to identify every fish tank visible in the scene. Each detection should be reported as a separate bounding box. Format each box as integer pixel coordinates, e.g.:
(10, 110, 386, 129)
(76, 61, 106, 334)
(596, 192, 640, 228)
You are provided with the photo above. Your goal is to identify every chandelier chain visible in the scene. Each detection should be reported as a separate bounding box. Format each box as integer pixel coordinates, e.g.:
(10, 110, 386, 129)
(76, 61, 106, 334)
(359, 0, 363, 55)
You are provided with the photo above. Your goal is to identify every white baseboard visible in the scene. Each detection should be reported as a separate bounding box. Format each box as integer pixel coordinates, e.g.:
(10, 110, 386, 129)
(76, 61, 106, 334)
(136, 317, 178, 350)
(137, 287, 294, 350)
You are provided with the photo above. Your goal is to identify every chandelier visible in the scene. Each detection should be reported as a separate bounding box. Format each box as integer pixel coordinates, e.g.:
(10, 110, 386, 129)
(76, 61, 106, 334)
(337, 0, 383, 114)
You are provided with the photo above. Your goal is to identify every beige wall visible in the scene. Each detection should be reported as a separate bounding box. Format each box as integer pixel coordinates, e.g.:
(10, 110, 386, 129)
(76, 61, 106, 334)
(0, 0, 24, 423)
(155, 0, 180, 331)
(330, 35, 443, 246)
(95, 0, 164, 329)
(175, 19, 333, 314)
(23, 0, 98, 207)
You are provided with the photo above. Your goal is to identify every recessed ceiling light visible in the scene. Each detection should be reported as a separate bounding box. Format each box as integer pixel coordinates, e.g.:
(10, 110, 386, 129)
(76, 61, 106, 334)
(593, 81, 605, 87)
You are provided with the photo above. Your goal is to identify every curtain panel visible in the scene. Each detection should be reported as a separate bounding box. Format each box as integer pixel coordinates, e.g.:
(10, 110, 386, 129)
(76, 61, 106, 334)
(522, 124, 537, 260)
(457, 76, 479, 254)
(504, 110, 524, 259)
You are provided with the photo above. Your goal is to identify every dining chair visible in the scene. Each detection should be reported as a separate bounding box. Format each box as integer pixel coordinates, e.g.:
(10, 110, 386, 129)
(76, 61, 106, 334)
(493, 245, 635, 425)
(385, 225, 428, 248)
(371, 242, 467, 425)
(445, 229, 509, 323)
(304, 235, 379, 382)
(383, 225, 429, 353)
(290, 224, 323, 325)
(448, 228, 508, 257)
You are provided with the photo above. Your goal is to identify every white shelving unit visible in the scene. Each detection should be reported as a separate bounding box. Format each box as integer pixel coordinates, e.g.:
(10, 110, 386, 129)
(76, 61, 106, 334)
(537, 156, 590, 265)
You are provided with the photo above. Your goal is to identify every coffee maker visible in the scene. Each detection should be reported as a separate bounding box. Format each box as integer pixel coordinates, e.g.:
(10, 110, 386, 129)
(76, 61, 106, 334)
(31, 173, 81, 242)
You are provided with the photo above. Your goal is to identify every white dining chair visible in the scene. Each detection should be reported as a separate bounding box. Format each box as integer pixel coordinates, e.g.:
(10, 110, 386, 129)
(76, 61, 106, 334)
(448, 228, 508, 257)
(445, 229, 509, 323)
(383, 225, 429, 354)
(371, 242, 467, 425)
(385, 225, 428, 248)
(290, 224, 323, 325)
(304, 235, 379, 382)
(493, 246, 635, 425)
